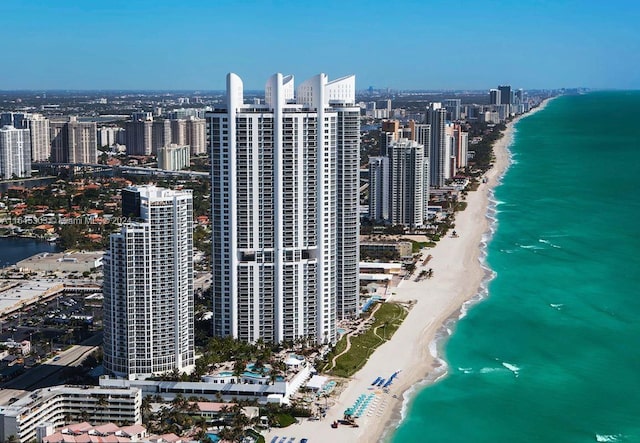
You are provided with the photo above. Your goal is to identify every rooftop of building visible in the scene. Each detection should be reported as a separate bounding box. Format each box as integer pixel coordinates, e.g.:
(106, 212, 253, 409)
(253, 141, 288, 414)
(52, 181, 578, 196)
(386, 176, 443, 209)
(42, 422, 147, 443)
(17, 251, 104, 267)
(0, 385, 140, 418)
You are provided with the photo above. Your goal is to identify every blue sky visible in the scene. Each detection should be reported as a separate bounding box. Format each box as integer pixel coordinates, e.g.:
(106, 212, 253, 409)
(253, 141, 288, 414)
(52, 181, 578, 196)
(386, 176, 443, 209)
(1, 0, 639, 90)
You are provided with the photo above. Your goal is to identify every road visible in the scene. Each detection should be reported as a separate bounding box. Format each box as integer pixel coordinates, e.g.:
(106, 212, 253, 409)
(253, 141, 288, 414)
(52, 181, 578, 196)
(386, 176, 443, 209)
(0, 333, 102, 403)
(194, 272, 211, 292)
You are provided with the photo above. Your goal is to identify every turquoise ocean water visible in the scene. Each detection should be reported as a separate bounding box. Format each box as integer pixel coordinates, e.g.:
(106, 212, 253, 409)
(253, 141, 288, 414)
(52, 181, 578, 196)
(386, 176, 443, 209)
(391, 92, 640, 443)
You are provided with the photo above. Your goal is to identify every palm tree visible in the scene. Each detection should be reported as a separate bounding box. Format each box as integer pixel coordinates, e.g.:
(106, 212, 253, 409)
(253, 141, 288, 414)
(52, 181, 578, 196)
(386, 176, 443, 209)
(172, 393, 187, 410)
(141, 395, 153, 426)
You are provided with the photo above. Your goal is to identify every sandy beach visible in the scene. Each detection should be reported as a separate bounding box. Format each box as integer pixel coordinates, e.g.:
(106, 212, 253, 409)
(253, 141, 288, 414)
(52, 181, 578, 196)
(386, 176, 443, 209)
(262, 99, 554, 443)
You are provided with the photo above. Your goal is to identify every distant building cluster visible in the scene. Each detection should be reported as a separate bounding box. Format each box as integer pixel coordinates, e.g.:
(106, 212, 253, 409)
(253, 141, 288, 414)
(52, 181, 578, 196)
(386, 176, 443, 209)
(368, 103, 469, 227)
(0, 108, 208, 177)
(124, 114, 205, 157)
(365, 84, 531, 227)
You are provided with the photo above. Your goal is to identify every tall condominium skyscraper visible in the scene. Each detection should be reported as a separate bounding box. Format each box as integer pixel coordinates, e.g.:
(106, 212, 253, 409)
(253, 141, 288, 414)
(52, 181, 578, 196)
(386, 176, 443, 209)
(206, 72, 359, 344)
(0, 125, 31, 179)
(103, 185, 195, 379)
(443, 98, 462, 121)
(1, 112, 51, 162)
(426, 103, 447, 188)
(185, 117, 206, 156)
(98, 126, 125, 148)
(368, 156, 390, 222)
(23, 114, 50, 162)
(170, 119, 187, 146)
(411, 122, 431, 148)
(125, 117, 153, 155)
(0, 113, 15, 128)
(498, 85, 512, 105)
(168, 118, 207, 156)
(489, 88, 501, 105)
(389, 139, 427, 227)
(453, 124, 469, 169)
(379, 120, 400, 157)
(152, 119, 171, 154)
(50, 117, 97, 163)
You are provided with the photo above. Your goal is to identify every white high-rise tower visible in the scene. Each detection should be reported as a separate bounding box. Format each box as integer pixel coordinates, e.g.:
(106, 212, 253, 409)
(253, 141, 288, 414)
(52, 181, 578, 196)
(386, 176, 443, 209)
(206, 72, 360, 344)
(103, 185, 195, 379)
(0, 125, 31, 179)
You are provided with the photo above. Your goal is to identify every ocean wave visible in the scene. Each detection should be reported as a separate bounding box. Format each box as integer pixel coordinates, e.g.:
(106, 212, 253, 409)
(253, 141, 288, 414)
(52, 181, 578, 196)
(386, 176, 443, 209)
(479, 367, 505, 374)
(595, 434, 624, 442)
(518, 243, 544, 250)
(392, 143, 511, 435)
(549, 303, 564, 310)
(539, 238, 562, 248)
(501, 362, 521, 377)
(397, 338, 449, 426)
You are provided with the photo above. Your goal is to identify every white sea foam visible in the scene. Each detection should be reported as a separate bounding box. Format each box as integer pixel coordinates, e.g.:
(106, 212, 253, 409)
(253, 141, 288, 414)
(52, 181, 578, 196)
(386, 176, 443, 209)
(479, 367, 504, 374)
(397, 337, 449, 426)
(550, 303, 564, 310)
(539, 238, 562, 248)
(519, 244, 543, 250)
(458, 367, 473, 374)
(501, 362, 521, 377)
(595, 434, 623, 442)
(393, 130, 514, 434)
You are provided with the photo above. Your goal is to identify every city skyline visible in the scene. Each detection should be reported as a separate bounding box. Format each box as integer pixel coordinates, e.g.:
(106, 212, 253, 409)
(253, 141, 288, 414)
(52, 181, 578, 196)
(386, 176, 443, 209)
(1, 1, 638, 91)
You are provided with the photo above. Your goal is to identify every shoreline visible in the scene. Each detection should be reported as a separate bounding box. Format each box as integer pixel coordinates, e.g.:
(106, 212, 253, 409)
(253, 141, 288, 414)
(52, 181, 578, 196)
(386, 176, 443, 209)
(260, 98, 556, 443)
(376, 97, 558, 443)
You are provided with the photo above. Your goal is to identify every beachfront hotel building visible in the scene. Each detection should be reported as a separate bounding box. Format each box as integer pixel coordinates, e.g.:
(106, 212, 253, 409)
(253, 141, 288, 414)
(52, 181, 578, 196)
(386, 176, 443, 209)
(206, 72, 360, 345)
(0, 125, 31, 179)
(368, 156, 390, 222)
(499, 84, 512, 105)
(389, 139, 427, 227)
(489, 88, 501, 105)
(0, 385, 142, 442)
(103, 185, 195, 379)
(426, 103, 448, 188)
(453, 123, 469, 169)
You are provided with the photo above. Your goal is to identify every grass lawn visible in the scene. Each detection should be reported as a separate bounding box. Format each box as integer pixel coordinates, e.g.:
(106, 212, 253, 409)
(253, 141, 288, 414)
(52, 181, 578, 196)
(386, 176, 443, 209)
(329, 302, 407, 378)
(275, 413, 297, 427)
(411, 241, 428, 253)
